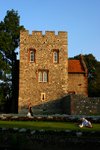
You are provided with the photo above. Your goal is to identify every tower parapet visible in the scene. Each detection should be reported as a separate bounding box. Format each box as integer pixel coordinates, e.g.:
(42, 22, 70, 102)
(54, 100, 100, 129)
(20, 30, 68, 45)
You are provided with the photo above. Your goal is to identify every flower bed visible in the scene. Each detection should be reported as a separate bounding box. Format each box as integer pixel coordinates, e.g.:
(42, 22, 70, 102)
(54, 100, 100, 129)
(0, 114, 100, 123)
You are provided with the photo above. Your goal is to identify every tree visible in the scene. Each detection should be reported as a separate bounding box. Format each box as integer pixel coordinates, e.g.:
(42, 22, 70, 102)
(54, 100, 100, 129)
(0, 9, 25, 111)
(69, 54, 100, 97)
(0, 9, 25, 71)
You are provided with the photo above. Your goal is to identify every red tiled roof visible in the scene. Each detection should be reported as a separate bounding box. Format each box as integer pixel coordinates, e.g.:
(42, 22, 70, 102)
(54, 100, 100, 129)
(68, 60, 85, 73)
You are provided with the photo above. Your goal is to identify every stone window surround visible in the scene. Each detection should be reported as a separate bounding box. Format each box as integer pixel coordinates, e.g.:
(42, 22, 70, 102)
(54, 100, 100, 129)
(30, 51, 34, 62)
(37, 69, 49, 83)
(41, 93, 46, 101)
(28, 49, 36, 63)
(28, 49, 59, 64)
(52, 49, 59, 64)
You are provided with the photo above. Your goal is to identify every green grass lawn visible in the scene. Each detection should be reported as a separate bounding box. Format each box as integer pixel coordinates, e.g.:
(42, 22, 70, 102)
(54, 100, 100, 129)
(0, 121, 100, 132)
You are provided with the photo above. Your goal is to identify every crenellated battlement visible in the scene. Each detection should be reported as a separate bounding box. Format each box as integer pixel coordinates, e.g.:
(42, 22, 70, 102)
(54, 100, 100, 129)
(20, 30, 68, 45)
(20, 30, 67, 36)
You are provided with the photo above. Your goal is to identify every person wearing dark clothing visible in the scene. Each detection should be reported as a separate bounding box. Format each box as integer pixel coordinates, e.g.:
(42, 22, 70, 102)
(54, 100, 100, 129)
(28, 103, 34, 116)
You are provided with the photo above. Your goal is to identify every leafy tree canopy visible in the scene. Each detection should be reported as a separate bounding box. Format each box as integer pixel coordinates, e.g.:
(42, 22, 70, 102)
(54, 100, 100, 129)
(0, 9, 25, 105)
(69, 54, 100, 97)
(0, 9, 25, 66)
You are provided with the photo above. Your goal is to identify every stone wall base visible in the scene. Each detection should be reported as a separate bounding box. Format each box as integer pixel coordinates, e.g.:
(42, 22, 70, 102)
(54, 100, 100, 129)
(18, 94, 100, 115)
(0, 133, 100, 150)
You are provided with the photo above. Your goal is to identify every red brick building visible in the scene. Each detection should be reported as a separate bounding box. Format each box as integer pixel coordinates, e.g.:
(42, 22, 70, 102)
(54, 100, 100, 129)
(68, 54, 88, 97)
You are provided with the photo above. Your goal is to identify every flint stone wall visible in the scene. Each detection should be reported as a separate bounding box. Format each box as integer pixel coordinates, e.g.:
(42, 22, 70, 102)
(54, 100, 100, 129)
(19, 30, 68, 114)
(68, 73, 87, 96)
(19, 94, 100, 115)
(69, 94, 100, 115)
(19, 96, 70, 115)
(0, 133, 100, 150)
(19, 98, 64, 114)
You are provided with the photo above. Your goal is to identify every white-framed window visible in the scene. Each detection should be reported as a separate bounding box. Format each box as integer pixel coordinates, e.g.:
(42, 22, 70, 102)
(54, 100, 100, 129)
(39, 72, 43, 82)
(38, 70, 48, 82)
(52, 49, 59, 63)
(30, 51, 34, 62)
(54, 51, 58, 63)
(28, 49, 36, 63)
(43, 72, 47, 82)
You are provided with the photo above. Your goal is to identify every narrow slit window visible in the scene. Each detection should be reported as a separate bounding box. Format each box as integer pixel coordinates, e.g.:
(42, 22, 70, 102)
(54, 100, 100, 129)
(42, 94, 44, 100)
(52, 49, 59, 63)
(41, 93, 46, 101)
(30, 51, 34, 62)
(54, 51, 58, 63)
(28, 49, 36, 63)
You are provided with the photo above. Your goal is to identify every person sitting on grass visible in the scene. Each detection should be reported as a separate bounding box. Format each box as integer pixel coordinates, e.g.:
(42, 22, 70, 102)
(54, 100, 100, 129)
(79, 118, 93, 128)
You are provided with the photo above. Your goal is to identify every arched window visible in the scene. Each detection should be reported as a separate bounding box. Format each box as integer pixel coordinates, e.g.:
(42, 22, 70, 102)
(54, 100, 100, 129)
(30, 51, 34, 62)
(52, 49, 59, 63)
(28, 49, 36, 63)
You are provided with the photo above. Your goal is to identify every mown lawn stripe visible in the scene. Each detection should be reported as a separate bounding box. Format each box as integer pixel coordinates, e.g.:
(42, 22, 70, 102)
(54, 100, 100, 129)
(0, 121, 99, 132)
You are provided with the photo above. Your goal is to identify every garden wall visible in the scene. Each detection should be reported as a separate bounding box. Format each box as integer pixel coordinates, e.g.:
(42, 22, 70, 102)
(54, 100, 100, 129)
(0, 132, 100, 150)
(18, 94, 100, 115)
(20, 98, 64, 115)
(69, 94, 100, 115)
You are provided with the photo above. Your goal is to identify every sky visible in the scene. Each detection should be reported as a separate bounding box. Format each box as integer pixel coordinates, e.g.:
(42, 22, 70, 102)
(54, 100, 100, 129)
(0, 0, 100, 61)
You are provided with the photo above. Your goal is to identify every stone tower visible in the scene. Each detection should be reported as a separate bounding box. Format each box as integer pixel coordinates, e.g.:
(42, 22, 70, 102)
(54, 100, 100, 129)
(18, 30, 68, 114)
